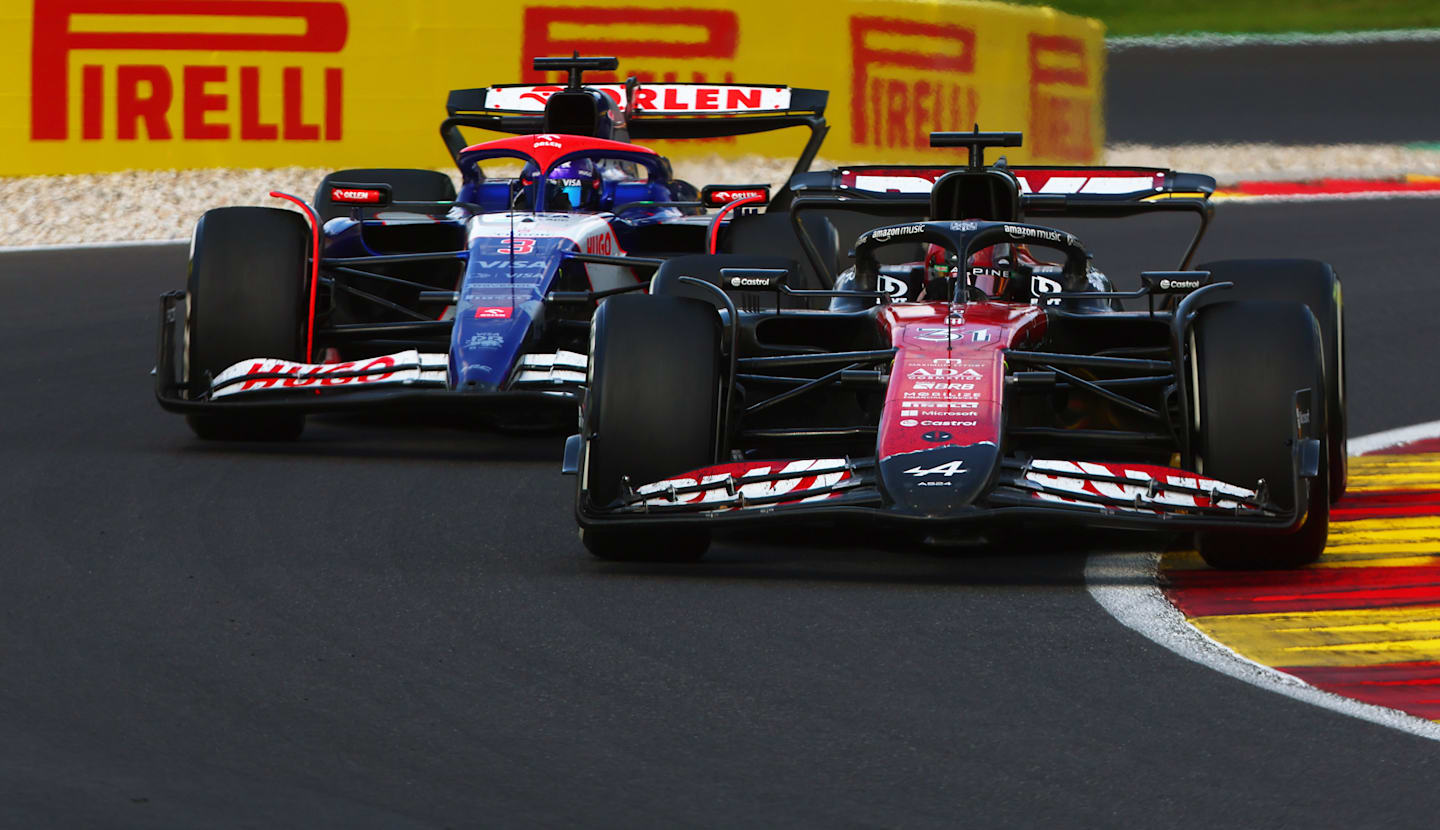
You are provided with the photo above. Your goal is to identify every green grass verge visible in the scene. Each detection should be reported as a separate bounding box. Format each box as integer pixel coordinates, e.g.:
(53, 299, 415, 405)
(1008, 1, 1440, 36)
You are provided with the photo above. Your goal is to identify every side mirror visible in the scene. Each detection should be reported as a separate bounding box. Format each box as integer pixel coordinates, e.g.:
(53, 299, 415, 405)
(1140, 270, 1212, 295)
(718, 267, 787, 290)
(326, 182, 393, 207)
(701, 184, 770, 210)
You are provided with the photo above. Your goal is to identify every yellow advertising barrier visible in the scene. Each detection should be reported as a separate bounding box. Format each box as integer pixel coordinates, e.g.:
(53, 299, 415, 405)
(2, 0, 1103, 176)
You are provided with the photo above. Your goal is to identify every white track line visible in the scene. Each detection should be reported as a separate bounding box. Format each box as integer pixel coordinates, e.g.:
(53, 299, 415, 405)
(1110, 29, 1440, 51)
(1351, 419, 1440, 454)
(1086, 420, 1440, 742)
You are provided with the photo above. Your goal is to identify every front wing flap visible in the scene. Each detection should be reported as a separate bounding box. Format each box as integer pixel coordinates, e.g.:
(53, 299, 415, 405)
(578, 453, 1313, 534)
(154, 291, 581, 415)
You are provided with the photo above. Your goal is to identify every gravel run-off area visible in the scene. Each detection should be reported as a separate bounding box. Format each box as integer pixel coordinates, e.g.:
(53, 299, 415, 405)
(5, 144, 1440, 247)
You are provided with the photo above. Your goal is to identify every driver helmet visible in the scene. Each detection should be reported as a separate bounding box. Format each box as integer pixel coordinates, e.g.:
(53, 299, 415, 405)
(924, 243, 957, 283)
(545, 158, 602, 210)
(923, 242, 1026, 300)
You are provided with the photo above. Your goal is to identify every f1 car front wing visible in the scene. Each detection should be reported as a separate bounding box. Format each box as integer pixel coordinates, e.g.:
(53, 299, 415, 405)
(154, 291, 583, 415)
(573, 445, 1322, 536)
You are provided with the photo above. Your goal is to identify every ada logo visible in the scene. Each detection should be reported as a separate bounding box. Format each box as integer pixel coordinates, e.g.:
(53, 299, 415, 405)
(904, 460, 967, 477)
(908, 367, 965, 379)
(922, 430, 953, 443)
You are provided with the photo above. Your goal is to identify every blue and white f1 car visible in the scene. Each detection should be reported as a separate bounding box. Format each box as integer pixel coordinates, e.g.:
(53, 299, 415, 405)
(155, 55, 830, 439)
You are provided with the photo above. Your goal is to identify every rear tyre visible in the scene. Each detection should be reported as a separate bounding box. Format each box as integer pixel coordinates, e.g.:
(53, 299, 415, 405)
(1194, 259, 1346, 501)
(313, 168, 456, 223)
(580, 294, 722, 561)
(1192, 301, 1329, 569)
(185, 207, 309, 441)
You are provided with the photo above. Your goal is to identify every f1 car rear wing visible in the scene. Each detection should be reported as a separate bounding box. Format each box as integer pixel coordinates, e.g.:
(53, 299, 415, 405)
(782, 162, 1218, 279)
(441, 59, 829, 181)
(788, 164, 1216, 208)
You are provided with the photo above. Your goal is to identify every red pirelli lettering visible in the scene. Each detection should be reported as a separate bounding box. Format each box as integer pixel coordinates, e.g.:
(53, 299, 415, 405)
(239, 66, 277, 140)
(183, 65, 228, 139)
(31, 0, 347, 140)
(849, 16, 976, 150)
(81, 65, 103, 140)
(1027, 34, 1094, 162)
(116, 65, 171, 140)
(1029, 34, 1088, 87)
(283, 66, 320, 140)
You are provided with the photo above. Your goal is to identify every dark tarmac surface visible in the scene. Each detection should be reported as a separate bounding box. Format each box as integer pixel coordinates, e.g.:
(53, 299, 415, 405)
(1107, 40, 1440, 144)
(3, 198, 1440, 827)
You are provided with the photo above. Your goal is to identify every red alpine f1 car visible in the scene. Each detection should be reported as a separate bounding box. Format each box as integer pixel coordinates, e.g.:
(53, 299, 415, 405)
(567, 131, 1346, 570)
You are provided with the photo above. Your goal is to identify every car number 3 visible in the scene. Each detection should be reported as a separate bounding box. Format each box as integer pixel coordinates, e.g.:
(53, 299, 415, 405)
(497, 238, 535, 254)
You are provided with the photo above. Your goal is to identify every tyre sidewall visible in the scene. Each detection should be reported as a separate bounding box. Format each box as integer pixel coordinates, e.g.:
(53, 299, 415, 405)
(583, 294, 722, 509)
(1196, 259, 1346, 499)
(187, 207, 310, 384)
(184, 207, 310, 441)
(1192, 300, 1329, 568)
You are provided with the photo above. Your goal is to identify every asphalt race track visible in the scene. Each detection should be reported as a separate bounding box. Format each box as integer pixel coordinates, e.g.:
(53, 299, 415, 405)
(1107, 39, 1440, 144)
(3, 198, 1440, 827)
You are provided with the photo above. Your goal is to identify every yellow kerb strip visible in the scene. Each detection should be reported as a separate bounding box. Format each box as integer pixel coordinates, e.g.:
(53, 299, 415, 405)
(1162, 518, 1440, 571)
(1160, 549, 1206, 570)
(1311, 515, 1440, 566)
(1327, 517, 1440, 549)
(1190, 605, 1440, 667)
(1346, 453, 1440, 491)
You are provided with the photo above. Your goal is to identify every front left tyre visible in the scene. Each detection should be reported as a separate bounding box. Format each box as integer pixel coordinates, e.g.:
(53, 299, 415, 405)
(579, 294, 723, 561)
(1191, 300, 1329, 569)
(184, 207, 310, 441)
(1194, 259, 1346, 501)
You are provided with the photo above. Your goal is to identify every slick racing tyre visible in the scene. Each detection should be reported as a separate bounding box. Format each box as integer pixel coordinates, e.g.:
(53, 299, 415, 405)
(1191, 301, 1329, 570)
(184, 207, 309, 441)
(580, 294, 722, 562)
(313, 168, 457, 223)
(1193, 259, 1346, 502)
